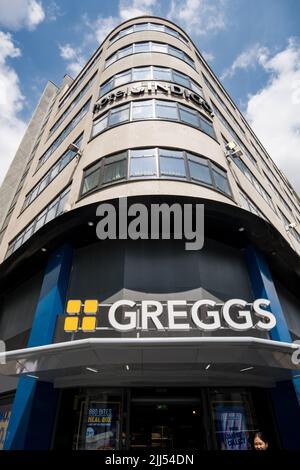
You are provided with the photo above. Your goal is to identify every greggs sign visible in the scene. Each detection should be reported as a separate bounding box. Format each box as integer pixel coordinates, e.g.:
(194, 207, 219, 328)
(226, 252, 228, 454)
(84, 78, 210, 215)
(93, 81, 214, 117)
(63, 298, 276, 333)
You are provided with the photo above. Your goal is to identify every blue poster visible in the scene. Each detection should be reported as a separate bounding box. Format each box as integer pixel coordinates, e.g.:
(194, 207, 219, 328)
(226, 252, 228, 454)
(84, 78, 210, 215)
(84, 402, 120, 450)
(214, 404, 251, 450)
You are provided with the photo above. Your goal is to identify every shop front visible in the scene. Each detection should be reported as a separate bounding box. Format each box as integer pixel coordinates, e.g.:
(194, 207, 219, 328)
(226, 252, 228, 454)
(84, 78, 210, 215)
(53, 386, 278, 450)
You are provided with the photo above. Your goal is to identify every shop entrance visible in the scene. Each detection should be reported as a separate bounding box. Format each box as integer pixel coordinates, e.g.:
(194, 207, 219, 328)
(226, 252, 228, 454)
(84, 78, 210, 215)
(129, 388, 206, 449)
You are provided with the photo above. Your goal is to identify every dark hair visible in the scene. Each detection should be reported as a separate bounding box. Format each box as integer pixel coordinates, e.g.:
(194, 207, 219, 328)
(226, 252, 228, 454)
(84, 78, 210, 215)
(254, 431, 268, 444)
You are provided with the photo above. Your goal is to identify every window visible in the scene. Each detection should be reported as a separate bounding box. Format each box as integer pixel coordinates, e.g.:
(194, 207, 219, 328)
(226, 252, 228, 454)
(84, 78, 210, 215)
(159, 149, 186, 177)
(200, 116, 215, 138)
(151, 42, 168, 53)
(23, 135, 83, 210)
(156, 100, 178, 119)
(92, 114, 108, 136)
(105, 42, 195, 69)
(103, 153, 127, 184)
(99, 66, 202, 98)
(100, 81, 113, 96)
(132, 100, 154, 119)
(173, 71, 190, 88)
(130, 148, 157, 177)
(6, 187, 70, 258)
(110, 22, 189, 45)
(92, 99, 215, 139)
(118, 45, 133, 58)
(179, 105, 199, 127)
(132, 67, 152, 81)
(212, 164, 231, 195)
(188, 154, 212, 184)
(38, 100, 90, 168)
(109, 103, 130, 126)
(80, 149, 231, 201)
(153, 67, 172, 81)
(134, 42, 149, 53)
(82, 166, 101, 194)
(114, 70, 132, 87)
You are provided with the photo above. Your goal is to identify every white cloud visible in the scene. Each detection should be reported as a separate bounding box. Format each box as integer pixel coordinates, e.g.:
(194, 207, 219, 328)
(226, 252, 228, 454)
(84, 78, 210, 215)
(245, 38, 300, 193)
(0, 0, 45, 31)
(168, 0, 227, 36)
(119, 0, 157, 22)
(60, 0, 158, 75)
(0, 31, 26, 185)
(202, 51, 214, 63)
(58, 44, 85, 77)
(221, 43, 269, 80)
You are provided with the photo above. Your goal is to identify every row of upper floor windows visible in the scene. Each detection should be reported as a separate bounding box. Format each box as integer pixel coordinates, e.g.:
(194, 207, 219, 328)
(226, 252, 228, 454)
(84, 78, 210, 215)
(110, 21, 189, 46)
(22, 134, 83, 211)
(105, 41, 195, 69)
(37, 98, 91, 170)
(99, 65, 203, 98)
(81, 147, 231, 197)
(91, 98, 215, 139)
(5, 186, 70, 259)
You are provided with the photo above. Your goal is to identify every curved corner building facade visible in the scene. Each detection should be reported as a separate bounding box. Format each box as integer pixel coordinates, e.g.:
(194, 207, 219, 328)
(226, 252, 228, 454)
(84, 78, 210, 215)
(0, 16, 300, 450)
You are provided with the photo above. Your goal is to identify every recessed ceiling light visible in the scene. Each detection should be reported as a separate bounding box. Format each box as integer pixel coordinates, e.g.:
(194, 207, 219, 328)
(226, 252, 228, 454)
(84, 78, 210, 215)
(125, 364, 130, 371)
(238, 227, 245, 232)
(205, 364, 211, 370)
(86, 367, 98, 373)
(240, 366, 254, 372)
(41, 248, 47, 252)
(87, 221, 94, 226)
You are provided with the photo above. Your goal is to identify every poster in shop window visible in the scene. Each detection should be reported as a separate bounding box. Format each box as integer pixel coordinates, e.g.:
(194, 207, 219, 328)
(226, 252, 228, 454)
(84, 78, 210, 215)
(0, 403, 12, 450)
(214, 404, 251, 450)
(84, 401, 120, 450)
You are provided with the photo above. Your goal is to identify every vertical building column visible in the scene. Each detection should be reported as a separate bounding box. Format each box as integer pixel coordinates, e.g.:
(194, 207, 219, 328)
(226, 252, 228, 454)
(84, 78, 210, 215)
(4, 244, 73, 450)
(246, 245, 300, 449)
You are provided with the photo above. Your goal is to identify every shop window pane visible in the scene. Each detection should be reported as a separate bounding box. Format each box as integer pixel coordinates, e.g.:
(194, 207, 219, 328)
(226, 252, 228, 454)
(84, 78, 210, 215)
(114, 70, 132, 87)
(100, 80, 112, 96)
(93, 115, 108, 136)
(173, 71, 190, 88)
(134, 42, 150, 53)
(156, 100, 178, 119)
(153, 67, 172, 81)
(109, 104, 130, 126)
(132, 100, 153, 119)
(82, 168, 100, 194)
(132, 67, 152, 81)
(200, 117, 215, 137)
(188, 155, 212, 184)
(103, 158, 126, 183)
(151, 43, 168, 53)
(118, 45, 133, 59)
(212, 167, 230, 194)
(179, 105, 199, 127)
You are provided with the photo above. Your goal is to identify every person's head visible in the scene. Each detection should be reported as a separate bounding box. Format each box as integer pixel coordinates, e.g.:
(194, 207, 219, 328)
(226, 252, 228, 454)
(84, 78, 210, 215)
(253, 431, 269, 450)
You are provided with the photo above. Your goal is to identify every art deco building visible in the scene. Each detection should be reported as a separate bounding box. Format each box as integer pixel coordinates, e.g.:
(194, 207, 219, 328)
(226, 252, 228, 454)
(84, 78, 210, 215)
(0, 16, 300, 450)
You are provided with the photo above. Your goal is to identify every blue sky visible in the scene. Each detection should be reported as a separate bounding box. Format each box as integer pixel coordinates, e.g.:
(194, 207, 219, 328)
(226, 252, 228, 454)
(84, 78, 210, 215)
(0, 0, 300, 191)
